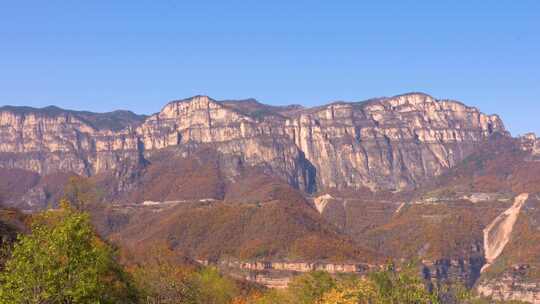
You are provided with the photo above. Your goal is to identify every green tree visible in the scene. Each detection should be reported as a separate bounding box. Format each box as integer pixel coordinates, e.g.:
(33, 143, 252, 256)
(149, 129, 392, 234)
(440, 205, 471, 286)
(287, 271, 337, 304)
(193, 267, 239, 304)
(320, 277, 379, 304)
(369, 263, 439, 304)
(0, 201, 137, 304)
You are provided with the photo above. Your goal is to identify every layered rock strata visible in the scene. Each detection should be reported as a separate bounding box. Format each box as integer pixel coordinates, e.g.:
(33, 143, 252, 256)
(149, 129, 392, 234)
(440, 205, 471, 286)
(0, 93, 506, 193)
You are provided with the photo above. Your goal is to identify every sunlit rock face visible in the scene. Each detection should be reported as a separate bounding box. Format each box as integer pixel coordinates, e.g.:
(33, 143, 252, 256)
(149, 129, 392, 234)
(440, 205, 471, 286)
(0, 93, 506, 192)
(283, 93, 505, 191)
(477, 269, 540, 304)
(520, 133, 540, 160)
(0, 108, 142, 177)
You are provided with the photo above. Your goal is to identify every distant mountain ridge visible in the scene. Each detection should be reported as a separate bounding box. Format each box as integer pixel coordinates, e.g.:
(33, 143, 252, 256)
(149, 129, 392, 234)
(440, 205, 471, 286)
(0, 105, 147, 131)
(0, 92, 506, 194)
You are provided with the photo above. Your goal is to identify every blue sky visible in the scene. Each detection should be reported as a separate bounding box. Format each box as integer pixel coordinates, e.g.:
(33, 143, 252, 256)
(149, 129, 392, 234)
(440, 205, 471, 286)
(0, 0, 539, 135)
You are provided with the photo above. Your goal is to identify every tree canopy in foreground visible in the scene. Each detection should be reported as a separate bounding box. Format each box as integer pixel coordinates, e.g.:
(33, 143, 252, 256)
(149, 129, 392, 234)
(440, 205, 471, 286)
(0, 200, 137, 304)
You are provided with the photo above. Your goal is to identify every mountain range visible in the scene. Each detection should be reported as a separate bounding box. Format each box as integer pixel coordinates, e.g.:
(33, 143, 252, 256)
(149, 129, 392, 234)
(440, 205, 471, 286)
(0, 92, 538, 303)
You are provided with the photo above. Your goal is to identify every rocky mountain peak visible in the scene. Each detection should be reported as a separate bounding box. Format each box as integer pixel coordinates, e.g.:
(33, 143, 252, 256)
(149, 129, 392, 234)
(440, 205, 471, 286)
(159, 95, 221, 118)
(0, 93, 511, 192)
(520, 133, 540, 156)
(385, 92, 435, 105)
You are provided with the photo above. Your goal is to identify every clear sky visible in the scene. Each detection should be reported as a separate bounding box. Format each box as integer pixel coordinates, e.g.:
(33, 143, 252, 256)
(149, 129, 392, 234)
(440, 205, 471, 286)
(1, 0, 539, 135)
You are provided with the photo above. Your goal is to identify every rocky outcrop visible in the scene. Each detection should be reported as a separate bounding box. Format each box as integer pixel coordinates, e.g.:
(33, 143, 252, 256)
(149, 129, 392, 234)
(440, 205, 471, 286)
(313, 194, 335, 213)
(0, 106, 144, 177)
(284, 94, 506, 191)
(203, 259, 372, 274)
(477, 266, 540, 303)
(521, 133, 540, 160)
(0, 93, 506, 194)
(202, 259, 374, 288)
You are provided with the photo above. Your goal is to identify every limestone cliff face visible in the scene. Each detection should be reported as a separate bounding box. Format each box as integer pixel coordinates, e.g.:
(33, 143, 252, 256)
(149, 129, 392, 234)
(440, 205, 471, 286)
(284, 93, 505, 190)
(0, 107, 144, 175)
(0, 93, 506, 193)
(521, 133, 540, 160)
(477, 268, 540, 304)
